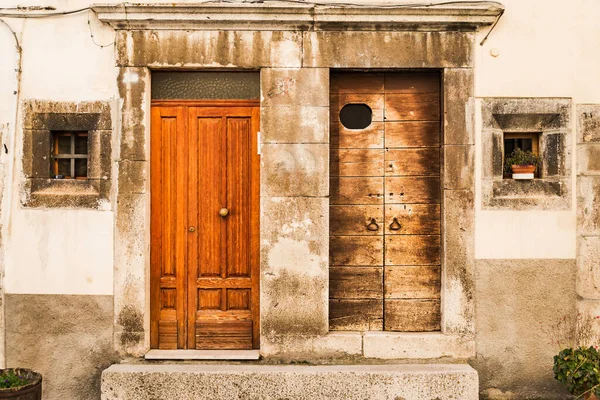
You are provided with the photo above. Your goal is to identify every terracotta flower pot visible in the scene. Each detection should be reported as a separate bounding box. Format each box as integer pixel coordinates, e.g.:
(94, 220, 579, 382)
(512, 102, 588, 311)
(585, 393, 599, 400)
(511, 164, 536, 174)
(0, 369, 42, 400)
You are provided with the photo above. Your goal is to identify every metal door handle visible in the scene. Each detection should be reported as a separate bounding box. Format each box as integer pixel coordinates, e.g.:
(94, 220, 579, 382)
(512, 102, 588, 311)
(389, 217, 401, 231)
(366, 218, 379, 231)
(219, 208, 229, 218)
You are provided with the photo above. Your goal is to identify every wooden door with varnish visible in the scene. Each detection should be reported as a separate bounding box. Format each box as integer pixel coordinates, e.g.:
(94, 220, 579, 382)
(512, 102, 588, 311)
(150, 101, 260, 350)
(329, 72, 441, 332)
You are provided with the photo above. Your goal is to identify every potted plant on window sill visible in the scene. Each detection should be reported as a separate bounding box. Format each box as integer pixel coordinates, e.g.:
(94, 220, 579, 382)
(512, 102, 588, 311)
(0, 368, 42, 399)
(504, 148, 540, 180)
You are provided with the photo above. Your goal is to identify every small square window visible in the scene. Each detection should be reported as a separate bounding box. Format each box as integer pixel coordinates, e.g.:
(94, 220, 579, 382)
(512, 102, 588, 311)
(503, 132, 540, 178)
(51, 132, 88, 180)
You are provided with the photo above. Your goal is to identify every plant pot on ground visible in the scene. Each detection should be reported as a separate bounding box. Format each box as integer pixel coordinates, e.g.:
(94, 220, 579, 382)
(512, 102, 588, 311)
(0, 369, 41, 400)
(504, 148, 540, 178)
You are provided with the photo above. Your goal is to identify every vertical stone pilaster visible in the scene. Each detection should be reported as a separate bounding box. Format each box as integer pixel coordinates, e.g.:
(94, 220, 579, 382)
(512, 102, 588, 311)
(259, 67, 331, 355)
(113, 66, 151, 356)
(576, 105, 600, 334)
(441, 68, 476, 338)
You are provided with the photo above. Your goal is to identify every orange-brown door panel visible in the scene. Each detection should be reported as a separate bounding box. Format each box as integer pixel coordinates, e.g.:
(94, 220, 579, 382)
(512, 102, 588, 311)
(151, 102, 260, 350)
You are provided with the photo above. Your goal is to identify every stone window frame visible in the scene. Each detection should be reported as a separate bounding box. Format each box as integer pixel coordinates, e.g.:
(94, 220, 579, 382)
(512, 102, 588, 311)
(22, 100, 112, 209)
(481, 98, 572, 210)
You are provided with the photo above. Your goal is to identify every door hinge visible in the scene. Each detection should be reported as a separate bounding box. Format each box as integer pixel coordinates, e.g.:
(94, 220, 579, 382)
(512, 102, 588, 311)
(257, 131, 261, 155)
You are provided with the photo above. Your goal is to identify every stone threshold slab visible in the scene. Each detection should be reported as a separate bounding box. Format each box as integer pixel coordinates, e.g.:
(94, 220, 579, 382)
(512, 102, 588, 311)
(102, 363, 478, 400)
(145, 349, 260, 360)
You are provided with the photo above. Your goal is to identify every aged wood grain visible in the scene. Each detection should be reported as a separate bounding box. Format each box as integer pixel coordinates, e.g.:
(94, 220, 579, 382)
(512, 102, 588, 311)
(331, 93, 384, 122)
(151, 106, 188, 349)
(384, 204, 441, 235)
(384, 265, 441, 299)
(330, 267, 383, 299)
(329, 299, 383, 331)
(384, 72, 440, 94)
(330, 236, 383, 266)
(330, 177, 384, 205)
(151, 101, 260, 350)
(385, 235, 441, 266)
(385, 121, 440, 148)
(384, 299, 441, 331)
(330, 149, 384, 177)
(385, 177, 441, 204)
(384, 93, 440, 121)
(330, 205, 384, 236)
(385, 148, 440, 176)
(331, 72, 384, 93)
(331, 122, 384, 149)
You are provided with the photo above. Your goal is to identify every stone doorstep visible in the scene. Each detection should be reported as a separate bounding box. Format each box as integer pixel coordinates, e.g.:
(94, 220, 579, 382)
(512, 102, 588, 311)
(145, 349, 260, 360)
(101, 363, 478, 400)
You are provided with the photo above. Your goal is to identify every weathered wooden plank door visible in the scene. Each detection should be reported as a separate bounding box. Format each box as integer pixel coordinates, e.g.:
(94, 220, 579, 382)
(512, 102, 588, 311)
(151, 101, 260, 350)
(329, 72, 441, 332)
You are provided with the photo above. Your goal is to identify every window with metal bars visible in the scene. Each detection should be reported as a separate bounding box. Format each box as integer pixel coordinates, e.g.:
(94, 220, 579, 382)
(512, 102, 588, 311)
(51, 132, 88, 179)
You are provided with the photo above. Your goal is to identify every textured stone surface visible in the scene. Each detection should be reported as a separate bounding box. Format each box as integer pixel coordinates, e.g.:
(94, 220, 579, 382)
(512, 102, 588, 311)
(260, 332, 362, 360)
(261, 68, 329, 107)
(6, 294, 117, 400)
(117, 30, 302, 68)
(363, 332, 474, 359)
(261, 106, 329, 143)
(102, 364, 479, 400)
(114, 193, 149, 356)
(577, 144, 600, 175)
(260, 144, 328, 197)
(117, 160, 147, 195)
(472, 259, 576, 399)
(444, 68, 474, 145)
(576, 236, 600, 299)
(443, 190, 475, 335)
(444, 145, 474, 190)
(260, 197, 329, 341)
(303, 31, 473, 68)
(577, 176, 600, 236)
(577, 104, 600, 143)
(117, 67, 149, 161)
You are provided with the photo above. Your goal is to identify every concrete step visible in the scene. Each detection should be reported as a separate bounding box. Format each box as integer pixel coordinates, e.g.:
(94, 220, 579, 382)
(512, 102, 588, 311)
(101, 363, 478, 400)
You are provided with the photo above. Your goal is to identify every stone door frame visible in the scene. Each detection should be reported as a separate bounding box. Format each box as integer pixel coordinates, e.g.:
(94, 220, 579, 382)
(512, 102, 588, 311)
(96, 2, 503, 359)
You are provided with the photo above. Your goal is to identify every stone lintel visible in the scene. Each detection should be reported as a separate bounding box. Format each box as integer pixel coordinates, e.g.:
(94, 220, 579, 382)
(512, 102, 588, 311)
(94, 2, 504, 31)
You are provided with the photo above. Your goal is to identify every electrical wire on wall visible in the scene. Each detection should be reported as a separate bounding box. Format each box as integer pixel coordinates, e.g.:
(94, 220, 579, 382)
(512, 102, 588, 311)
(0, 0, 504, 47)
(0, 17, 22, 369)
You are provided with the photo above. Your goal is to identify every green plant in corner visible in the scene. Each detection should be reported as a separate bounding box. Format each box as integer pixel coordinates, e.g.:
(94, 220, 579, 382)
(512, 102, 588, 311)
(0, 369, 29, 389)
(503, 147, 541, 176)
(551, 314, 600, 399)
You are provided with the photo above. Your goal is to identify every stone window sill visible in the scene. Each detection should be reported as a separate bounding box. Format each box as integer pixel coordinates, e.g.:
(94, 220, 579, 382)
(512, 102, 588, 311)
(23, 178, 110, 209)
(482, 178, 570, 210)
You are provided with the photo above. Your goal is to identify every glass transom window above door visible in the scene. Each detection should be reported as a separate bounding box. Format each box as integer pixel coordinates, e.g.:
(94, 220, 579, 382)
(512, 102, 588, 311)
(329, 71, 442, 332)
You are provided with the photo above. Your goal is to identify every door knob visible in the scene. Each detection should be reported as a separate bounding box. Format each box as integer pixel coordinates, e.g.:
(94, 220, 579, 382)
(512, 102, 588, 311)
(189, 226, 196, 233)
(219, 208, 229, 217)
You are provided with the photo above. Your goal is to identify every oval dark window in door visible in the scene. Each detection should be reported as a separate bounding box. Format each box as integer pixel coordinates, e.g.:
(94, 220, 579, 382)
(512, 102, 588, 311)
(339, 103, 372, 130)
